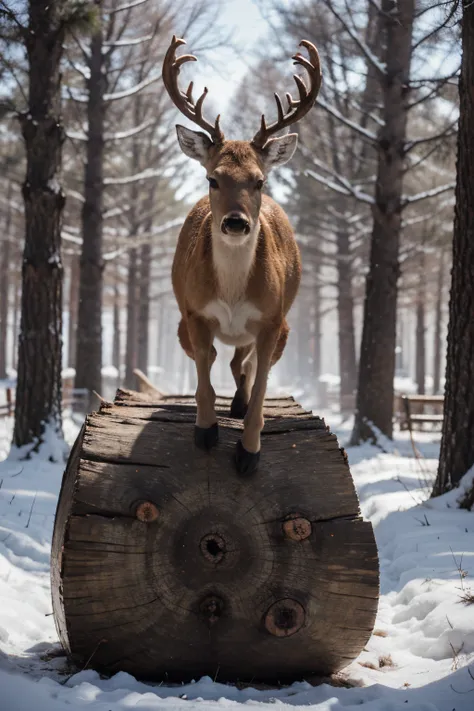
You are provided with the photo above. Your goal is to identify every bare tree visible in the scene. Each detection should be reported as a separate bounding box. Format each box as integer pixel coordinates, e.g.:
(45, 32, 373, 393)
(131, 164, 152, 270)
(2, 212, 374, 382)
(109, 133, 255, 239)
(1, 0, 93, 451)
(0, 181, 13, 380)
(433, 0, 474, 500)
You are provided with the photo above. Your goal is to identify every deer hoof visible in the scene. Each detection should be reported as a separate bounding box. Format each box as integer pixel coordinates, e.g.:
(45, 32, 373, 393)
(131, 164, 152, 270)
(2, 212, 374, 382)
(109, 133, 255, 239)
(230, 391, 248, 419)
(235, 440, 260, 476)
(194, 423, 219, 451)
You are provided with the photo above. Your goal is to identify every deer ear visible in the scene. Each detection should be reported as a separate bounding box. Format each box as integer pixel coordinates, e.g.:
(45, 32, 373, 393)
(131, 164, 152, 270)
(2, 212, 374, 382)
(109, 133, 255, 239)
(176, 125, 213, 165)
(260, 133, 298, 170)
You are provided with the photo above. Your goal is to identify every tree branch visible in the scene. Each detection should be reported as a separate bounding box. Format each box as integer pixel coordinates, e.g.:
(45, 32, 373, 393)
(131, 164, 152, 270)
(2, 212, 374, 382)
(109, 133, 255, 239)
(317, 97, 379, 143)
(403, 182, 455, 207)
(104, 72, 160, 101)
(327, 0, 385, 76)
(405, 120, 458, 152)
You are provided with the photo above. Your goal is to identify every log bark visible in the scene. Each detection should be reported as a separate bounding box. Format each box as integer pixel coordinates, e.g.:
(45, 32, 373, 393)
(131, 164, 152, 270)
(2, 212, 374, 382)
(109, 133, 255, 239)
(13, 0, 66, 448)
(51, 390, 379, 682)
(433, 1, 474, 496)
(75, 26, 105, 404)
(351, 0, 415, 444)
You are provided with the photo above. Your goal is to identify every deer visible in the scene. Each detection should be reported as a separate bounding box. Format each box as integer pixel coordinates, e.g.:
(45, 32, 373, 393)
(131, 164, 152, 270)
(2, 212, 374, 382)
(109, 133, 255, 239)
(162, 35, 321, 475)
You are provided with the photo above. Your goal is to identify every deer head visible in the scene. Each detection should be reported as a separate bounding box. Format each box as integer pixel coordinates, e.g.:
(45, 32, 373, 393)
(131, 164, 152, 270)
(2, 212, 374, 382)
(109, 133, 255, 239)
(162, 36, 321, 244)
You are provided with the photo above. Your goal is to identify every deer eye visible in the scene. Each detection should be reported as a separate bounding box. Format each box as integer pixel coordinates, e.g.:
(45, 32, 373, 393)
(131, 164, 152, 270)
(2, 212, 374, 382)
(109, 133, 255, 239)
(208, 177, 219, 190)
(256, 179, 265, 190)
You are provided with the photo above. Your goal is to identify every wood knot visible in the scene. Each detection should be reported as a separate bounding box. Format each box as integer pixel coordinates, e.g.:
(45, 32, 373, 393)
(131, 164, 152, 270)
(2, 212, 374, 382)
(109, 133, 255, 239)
(199, 595, 224, 625)
(200, 533, 226, 563)
(264, 599, 305, 637)
(282, 516, 312, 541)
(135, 501, 159, 523)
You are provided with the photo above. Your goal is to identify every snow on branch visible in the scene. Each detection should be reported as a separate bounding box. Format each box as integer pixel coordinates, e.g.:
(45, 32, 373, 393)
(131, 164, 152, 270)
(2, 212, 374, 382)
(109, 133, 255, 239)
(326, 0, 386, 76)
(305, 169, 375, 205)
(105, 0, 148, 14)
(104, 166, 167, 186)
(62, 231, 83, 246)
(103, 34, 153, 48)
(104, 118, 156, 141)
(300, 145, 375, 205)
(401, 197, 455, 229)
(103, 218, 183, 260)
(403, 182, 455, 206)
(405, 120, 458, 152)
(104, 73, 160, 102)
(64, 86, 88, 103)
(66, 129, 87, 141)
(66, 189, 85, 204)
(66, 57, 90, 81)
(317, 97, 378, 143)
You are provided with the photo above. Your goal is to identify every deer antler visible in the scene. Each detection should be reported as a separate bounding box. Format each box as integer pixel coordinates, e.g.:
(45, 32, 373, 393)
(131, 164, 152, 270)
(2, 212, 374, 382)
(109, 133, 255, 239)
(251, 40, 321, 149)
(162, 35, 225, 145)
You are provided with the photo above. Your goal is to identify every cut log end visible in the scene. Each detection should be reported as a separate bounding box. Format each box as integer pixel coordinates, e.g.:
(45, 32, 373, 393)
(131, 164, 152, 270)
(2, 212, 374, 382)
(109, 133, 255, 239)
(51, 390, 379, 683)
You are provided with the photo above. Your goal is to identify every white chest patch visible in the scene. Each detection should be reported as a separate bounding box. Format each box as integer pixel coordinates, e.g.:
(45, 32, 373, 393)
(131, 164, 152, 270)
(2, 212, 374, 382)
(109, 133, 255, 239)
(201, 299, 261, 346)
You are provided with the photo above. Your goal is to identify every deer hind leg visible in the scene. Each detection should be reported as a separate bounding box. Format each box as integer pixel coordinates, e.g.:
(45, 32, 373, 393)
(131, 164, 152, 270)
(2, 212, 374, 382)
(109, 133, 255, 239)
(235, 322, 288, 476)
(186, 314, 218, 450)
(229, 344, 255, 418)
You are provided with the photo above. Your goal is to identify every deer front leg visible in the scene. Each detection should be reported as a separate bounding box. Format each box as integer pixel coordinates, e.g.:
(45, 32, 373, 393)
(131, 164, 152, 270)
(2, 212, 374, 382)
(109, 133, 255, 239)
(187, 314, 218, 450)
(235, 325, 280, 475)
(230, 345, 256, 419)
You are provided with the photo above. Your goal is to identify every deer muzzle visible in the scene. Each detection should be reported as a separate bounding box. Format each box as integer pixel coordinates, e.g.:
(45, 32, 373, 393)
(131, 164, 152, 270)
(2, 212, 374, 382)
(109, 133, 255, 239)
(221, 212, 251, 236)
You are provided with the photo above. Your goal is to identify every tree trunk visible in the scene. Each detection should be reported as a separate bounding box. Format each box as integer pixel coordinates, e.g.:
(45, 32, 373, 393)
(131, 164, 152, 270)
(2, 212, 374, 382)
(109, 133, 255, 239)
(112, 262, 121, 373)
(396, 309, 405, 372)
(124, 110, 141, 388)
(325, 109, 358, 414)
(68, 254, 79, 369)
(351, 0, 414, 444)
(432, 248, 445, 395)
(0, 183, 12, 380)
(156, 292, 166, 371)
(336, 228, 357, 411)
(312, 279, 322, 383)
(125, 247, 138, 387)
(415, 244, 426, 395)
(415, 299, 425, 395)
(13, 0, 65, 449)
(75, 26, 105, 406)
(137, 242, 151, 374)
(11, 274, 19, 372)
(433, 0, 474, 497)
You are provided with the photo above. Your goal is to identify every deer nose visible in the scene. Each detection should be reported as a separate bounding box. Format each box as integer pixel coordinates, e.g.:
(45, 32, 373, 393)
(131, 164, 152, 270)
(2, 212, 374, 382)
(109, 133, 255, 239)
(221, 212, 250, 236)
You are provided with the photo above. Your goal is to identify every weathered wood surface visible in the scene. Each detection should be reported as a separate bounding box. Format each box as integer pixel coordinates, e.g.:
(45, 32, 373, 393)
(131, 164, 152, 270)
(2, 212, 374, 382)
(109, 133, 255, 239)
(51, 390, 379, 683)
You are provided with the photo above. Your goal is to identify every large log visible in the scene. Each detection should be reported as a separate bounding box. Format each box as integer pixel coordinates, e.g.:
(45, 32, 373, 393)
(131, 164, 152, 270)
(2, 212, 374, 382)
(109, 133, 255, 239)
(51, 390, 379, 683)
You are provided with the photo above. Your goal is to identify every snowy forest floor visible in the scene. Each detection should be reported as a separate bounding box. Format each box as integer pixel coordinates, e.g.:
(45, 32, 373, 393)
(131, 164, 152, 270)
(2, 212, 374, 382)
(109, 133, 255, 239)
(1, 404, 474, 711)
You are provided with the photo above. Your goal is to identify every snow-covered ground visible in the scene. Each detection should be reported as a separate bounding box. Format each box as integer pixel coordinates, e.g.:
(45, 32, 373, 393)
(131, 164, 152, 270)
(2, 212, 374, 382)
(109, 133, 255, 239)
(0, 410, 473, 711)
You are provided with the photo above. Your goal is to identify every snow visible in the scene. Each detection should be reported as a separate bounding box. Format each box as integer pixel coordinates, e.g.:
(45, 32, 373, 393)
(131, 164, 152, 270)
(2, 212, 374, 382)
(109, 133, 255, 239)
(0, 412, 473, 711)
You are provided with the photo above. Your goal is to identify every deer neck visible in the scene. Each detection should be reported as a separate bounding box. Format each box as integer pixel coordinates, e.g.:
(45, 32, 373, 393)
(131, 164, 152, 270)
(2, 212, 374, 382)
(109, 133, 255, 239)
(211, 223, 259, 305)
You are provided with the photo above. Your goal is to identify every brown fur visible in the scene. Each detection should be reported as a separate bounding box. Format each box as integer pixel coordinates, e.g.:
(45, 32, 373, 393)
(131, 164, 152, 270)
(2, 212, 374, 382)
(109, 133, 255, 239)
(172, 139, 301, 466)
